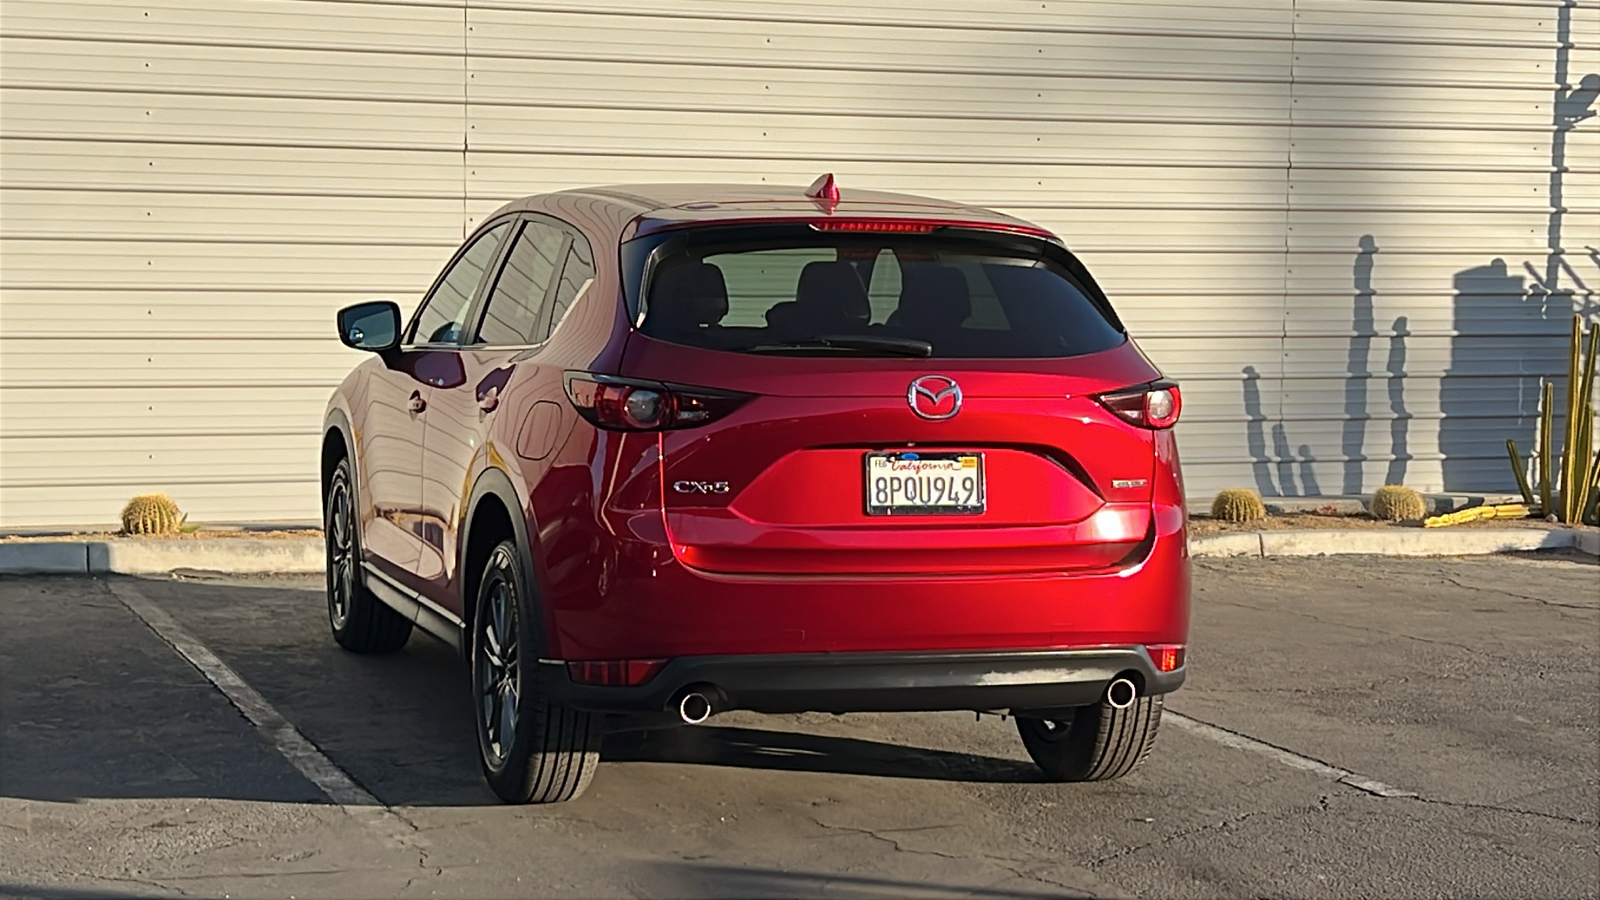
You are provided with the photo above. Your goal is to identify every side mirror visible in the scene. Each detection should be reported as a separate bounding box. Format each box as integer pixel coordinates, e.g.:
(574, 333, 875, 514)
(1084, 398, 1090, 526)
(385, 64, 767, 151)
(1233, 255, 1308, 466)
(337, 300, 402, 352)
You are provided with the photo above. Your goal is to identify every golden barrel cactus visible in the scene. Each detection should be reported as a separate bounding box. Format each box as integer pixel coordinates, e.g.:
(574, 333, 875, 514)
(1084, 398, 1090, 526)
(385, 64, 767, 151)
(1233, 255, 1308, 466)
(121, 493, 184, 535)
(1211, 488, 1267, 523)
(1370, 485, 1426, 522)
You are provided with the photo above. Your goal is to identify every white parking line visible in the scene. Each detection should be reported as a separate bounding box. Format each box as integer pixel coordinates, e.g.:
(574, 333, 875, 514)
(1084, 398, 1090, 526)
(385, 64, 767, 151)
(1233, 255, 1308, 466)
(1166, 710, 1417, 798)
(105, 578, 380, 807)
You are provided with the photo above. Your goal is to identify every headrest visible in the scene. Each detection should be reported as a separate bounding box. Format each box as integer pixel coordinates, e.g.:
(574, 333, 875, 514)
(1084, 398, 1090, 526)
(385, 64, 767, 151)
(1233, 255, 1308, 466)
(897, 264, 971, 330)
(650, 261, 729, 327)
(795, 261, 870, 325)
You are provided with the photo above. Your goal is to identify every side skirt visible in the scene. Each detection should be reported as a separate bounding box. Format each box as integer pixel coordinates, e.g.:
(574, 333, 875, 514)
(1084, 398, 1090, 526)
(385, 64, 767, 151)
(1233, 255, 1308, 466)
(361, 563, 464, 654)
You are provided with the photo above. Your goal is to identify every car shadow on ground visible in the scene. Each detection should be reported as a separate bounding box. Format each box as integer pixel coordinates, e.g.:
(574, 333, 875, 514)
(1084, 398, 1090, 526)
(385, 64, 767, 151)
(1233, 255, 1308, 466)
(603, 723, 1043, 784)
(0, 575, 1040, 809)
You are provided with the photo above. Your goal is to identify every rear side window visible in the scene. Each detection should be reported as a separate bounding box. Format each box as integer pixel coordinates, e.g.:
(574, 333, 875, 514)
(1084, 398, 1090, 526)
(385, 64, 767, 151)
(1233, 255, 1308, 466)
(635, 227, 1124, 358)
(547, 236, 595, 337)
(477, 221, 566, 346)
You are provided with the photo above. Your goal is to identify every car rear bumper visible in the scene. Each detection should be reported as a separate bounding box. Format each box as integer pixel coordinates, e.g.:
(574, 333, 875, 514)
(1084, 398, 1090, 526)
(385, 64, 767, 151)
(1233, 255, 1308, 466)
(544, 511, 1190, 659)
(541, 646, 1185, 717)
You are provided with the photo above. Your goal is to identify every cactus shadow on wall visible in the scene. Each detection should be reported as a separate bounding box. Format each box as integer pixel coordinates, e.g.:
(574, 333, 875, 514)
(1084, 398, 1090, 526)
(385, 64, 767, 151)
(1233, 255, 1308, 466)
(1243, 235, 1407, 499)
(1241, 365, 1278, 496)
(1440, 22, 1598, 491)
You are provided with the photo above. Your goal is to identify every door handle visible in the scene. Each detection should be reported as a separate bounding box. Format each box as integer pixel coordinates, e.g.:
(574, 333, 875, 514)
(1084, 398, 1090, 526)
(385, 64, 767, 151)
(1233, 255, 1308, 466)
(478, 388, 500, 413)
(408, 391, 427, 414)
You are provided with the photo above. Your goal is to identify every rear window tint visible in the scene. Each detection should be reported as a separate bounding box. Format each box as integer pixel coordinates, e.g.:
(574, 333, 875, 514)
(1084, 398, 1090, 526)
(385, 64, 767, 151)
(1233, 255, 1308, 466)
(635, 228, 1124, 359)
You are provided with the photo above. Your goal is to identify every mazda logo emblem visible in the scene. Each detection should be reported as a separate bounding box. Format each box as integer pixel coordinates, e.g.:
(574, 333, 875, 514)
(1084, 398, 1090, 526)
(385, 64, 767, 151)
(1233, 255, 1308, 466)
(907, 375, 962, 420)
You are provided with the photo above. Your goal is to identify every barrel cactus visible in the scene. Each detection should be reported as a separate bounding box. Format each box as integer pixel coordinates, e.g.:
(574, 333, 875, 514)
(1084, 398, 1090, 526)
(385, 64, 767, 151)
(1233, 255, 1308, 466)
(120, 493, 185, 535)
(1370, 485, 1426, 522)
(1211, 488, 1267, 523)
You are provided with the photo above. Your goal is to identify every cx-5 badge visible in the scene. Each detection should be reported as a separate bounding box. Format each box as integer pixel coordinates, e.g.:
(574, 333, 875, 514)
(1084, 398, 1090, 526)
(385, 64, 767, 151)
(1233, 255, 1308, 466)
(908, 375, 962, 420)
(673, 480, 731, 494)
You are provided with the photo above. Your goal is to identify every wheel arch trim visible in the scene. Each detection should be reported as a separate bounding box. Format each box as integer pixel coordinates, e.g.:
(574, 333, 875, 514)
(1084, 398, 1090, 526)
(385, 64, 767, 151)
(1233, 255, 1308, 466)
(321, 407, 357, 503)
(461, 466, 553, 659)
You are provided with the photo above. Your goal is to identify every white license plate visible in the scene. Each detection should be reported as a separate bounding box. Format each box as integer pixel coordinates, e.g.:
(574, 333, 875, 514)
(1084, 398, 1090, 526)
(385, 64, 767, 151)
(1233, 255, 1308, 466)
(864, 452, 986, 516)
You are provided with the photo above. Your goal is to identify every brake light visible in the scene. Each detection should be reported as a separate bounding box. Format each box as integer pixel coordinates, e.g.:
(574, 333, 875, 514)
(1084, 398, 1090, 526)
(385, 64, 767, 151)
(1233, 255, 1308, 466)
(1096, 381, 1182, 429)
(811, 220, 939, 234)
(564, 372, 750, 431)
(1148, 644, 1185, 673)
(567, 659, 667, 686)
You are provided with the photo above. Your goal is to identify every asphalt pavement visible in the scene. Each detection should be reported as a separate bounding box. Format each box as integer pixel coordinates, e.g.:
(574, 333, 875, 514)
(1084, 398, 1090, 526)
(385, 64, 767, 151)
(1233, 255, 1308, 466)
(1, 552, 1595, 899)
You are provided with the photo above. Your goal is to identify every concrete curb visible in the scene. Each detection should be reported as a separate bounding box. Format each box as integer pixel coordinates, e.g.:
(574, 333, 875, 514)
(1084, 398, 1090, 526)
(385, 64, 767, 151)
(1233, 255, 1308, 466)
(1192, 528, 1597, 559)
(0, 539, 325, 575)
(1, 529, 1594, 575)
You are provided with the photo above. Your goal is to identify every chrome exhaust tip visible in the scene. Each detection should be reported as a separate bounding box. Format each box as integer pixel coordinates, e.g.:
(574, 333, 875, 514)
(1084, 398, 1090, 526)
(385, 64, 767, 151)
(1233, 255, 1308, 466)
(678, 691, 713, 725)
(1105, 677, 1138, 710)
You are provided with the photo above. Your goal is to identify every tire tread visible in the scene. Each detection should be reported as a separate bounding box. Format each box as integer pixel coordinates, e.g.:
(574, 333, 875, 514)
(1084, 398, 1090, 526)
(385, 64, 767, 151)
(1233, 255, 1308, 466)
(1018, 694, 1163, 782)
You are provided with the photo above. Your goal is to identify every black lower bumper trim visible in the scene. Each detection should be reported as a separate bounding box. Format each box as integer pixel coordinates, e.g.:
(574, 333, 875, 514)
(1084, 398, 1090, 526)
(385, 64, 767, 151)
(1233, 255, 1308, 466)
(542, 648, 1184, 716)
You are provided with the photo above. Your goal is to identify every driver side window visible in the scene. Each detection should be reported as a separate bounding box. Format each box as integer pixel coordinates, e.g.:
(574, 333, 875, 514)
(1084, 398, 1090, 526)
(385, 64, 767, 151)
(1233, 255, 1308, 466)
(409, 222, 510, 345)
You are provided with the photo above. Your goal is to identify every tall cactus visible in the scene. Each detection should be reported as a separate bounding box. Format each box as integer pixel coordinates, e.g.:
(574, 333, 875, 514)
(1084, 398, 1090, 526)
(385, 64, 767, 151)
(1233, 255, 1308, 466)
(1514, 315, 1600, 524)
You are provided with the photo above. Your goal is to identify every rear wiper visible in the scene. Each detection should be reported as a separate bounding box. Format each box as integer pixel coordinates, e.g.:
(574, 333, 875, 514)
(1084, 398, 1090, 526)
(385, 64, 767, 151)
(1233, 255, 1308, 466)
(739, 335, 934, 358)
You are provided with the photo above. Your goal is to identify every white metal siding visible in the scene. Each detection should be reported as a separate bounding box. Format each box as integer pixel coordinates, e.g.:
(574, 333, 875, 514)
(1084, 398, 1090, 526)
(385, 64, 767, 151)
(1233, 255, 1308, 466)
(1, 0, 1596, 528)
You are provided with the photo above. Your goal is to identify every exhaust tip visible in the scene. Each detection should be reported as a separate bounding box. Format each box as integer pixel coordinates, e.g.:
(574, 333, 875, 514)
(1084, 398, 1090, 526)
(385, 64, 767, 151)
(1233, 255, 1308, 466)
(1105, 677, 1138, 710)
(678, 691, 712, 725)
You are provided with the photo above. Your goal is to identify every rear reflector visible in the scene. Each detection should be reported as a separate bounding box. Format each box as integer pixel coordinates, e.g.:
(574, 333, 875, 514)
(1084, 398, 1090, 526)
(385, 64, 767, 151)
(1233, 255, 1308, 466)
(1148, 644, 1185, 673)
(811, 220, 939, 234)
(567, 659, 668, 686)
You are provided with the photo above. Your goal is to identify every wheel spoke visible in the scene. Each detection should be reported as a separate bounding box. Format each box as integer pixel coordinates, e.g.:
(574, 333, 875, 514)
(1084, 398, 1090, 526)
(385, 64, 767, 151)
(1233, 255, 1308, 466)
(491, 585, 509, 647)
(330, 486, 350, 550)
(483, 625, 502, 664)
(497, 683, 517, 750)
(483, 690, 501, 748)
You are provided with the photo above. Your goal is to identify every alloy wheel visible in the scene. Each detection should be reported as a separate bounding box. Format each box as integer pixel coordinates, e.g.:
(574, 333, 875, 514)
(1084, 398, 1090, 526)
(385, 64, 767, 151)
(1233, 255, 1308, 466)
(326, 474, 355, 629)
(478, 575, 520, 767)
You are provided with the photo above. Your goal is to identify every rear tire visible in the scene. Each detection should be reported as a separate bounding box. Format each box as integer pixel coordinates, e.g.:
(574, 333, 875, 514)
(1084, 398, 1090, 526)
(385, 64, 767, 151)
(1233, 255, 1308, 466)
(325, 457, 412, 654)
(471, 540, 601, 804)
(1016, 693, 1163, 782)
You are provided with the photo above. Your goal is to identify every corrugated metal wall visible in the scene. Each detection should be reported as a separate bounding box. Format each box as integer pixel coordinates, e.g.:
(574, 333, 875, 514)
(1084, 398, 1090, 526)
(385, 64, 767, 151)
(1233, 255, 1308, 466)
(2, 0, 1596, 528)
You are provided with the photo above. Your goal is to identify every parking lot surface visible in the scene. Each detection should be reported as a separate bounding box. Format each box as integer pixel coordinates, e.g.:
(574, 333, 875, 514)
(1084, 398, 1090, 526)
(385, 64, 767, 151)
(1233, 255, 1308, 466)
(2, 552, 1595, 899)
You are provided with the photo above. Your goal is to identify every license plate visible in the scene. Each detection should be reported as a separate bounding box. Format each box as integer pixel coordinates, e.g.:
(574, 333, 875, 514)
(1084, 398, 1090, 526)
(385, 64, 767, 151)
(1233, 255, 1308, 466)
(864, 452, 985, 516)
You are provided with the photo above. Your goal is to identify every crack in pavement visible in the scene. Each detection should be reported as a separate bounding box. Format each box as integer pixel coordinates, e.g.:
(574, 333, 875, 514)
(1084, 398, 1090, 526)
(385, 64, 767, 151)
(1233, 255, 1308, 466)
(991, 862, 1102, 897)
(809, 818, 971, 861)
(1438, 575, 1596, 612)
(1087, 810, 1264, 868)
(158, 867, 365, 881)
(1206, 596, 1518, 663)
(1406, 795, 1595, 826)
(808, 819, 1104, 897)
(1170, 712, 1594, 828)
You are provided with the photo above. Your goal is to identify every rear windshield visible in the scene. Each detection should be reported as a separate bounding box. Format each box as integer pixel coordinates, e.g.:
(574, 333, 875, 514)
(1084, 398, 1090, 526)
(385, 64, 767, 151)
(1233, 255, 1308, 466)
(629, 226, 1125, 359)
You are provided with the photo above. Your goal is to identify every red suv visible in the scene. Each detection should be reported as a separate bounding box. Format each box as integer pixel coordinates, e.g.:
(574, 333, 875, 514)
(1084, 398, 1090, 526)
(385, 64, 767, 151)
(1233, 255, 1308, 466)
(322, 176, 1190, 804)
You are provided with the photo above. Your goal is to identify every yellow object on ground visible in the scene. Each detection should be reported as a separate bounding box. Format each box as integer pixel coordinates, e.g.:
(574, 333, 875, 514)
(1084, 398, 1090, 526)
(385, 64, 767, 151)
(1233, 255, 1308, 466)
(1424, 504, 1530, 528)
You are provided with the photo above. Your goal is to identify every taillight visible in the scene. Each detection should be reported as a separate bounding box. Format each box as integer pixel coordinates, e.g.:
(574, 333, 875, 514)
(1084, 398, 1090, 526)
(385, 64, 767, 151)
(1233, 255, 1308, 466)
(1148, 644, 1185, 673)
(1096, 380, 1182, 429)
(564, 372, 750, 431)
(567, 659, 667, 686)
